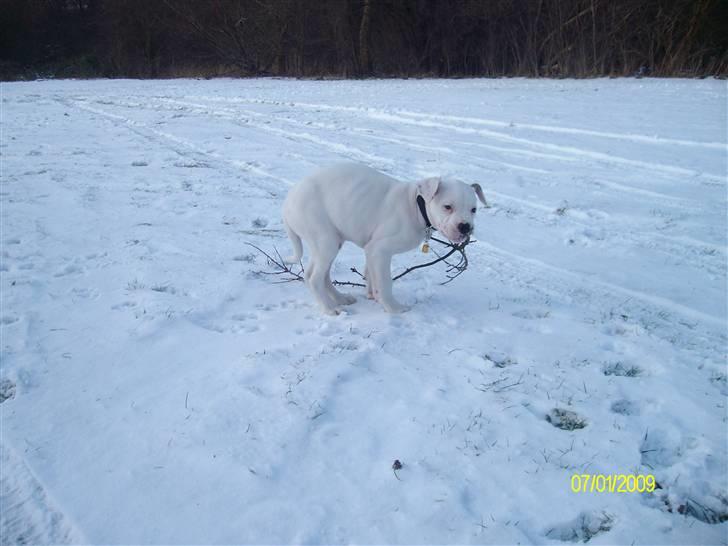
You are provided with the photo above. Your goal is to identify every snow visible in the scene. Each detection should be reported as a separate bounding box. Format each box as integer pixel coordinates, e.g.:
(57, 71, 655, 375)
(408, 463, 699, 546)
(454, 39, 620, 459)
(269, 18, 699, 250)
(1, 77, 726, 544)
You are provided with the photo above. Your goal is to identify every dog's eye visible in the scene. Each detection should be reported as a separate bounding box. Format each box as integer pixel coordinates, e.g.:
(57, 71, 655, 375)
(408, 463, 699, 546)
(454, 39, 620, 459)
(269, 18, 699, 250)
(471, 207, 476, 213)
(444, 205, 452, 211)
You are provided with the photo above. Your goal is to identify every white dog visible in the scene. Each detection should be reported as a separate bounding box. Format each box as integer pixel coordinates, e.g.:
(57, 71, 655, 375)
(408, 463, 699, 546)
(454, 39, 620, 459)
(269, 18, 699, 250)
(282, 163, 487, 314)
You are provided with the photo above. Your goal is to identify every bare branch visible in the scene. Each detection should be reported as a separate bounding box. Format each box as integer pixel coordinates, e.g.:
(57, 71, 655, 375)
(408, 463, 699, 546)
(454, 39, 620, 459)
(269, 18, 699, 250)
(247, 237, 475, 287)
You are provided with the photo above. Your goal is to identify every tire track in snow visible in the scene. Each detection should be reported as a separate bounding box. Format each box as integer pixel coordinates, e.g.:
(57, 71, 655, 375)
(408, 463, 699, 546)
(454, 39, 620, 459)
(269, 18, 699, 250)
(80, 95, 394, 173)
(365, 110, 726, 184)
(189, 96, 724, 183)
(185, 95, 725, 150)
(153, 95, 704, 209)
(162, 97, 560, 175)
(376, 109, 727, 151)
(106, 96, 565, 183)
(122, 94, 571, 174)
(61, 98, 293, 198)
(154, 97, 394, 169)
(473, 239, 726, 357)
(324, 125, 557, 175)
(176, 95, 586, 166)
(479, 187, 726, 277)
(589, 177, 696, 204)
(483, 240, 725, 328)
(180, 94, 724, 205)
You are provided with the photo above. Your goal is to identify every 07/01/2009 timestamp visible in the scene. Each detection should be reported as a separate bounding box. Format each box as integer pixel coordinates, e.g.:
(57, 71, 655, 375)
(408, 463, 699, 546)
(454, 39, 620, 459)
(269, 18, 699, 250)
(571, 474, 656, 493)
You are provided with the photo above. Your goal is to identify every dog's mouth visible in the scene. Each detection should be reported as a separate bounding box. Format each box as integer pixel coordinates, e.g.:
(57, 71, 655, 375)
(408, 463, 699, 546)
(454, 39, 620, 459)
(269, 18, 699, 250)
(435, 222, 471, 245)
(443, 231, 469, 245)
(440, 226, 470, 245)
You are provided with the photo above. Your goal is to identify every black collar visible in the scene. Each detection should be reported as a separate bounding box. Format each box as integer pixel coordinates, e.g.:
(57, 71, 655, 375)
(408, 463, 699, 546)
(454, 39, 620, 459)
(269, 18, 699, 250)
(416, 195, 434, 230)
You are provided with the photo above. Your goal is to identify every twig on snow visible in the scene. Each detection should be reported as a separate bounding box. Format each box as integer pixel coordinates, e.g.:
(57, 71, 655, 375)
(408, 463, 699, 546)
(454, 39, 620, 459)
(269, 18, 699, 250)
(246, 236, 474, 287)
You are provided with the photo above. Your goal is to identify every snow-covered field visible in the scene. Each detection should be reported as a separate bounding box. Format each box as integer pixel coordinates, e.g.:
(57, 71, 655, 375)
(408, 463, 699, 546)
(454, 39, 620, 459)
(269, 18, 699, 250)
(1, 78, 726, 545)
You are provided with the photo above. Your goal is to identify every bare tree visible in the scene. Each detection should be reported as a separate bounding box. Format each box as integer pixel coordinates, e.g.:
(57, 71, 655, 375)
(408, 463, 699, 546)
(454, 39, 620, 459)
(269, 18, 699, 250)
(358, 0, 372, 74)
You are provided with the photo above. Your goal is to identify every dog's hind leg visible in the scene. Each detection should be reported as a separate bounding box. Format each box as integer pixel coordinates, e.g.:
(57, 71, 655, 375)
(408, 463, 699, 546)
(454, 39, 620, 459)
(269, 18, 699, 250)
(283, 220, 303, 264)
(326, 268, 356, 306)
(307, 236, 342, 315)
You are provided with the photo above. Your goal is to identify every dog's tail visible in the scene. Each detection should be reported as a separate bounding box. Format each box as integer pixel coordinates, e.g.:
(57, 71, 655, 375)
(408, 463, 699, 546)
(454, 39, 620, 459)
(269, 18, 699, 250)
(283, 219, 303, 264)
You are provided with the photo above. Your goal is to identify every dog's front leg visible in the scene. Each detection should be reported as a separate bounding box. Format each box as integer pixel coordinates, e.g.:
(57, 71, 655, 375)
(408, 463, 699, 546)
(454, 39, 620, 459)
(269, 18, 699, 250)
(366, 245, 408, 313)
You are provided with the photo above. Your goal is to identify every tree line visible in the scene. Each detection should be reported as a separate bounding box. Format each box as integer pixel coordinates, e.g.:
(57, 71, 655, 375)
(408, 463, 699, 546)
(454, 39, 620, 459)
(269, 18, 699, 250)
(2, 0, 726, 80)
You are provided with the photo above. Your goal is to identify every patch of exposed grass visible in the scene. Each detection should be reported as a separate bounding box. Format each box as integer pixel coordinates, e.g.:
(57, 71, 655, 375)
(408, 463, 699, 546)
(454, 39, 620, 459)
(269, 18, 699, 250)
(546, 408, 587, 430)
(126, 278, 145, 291)
(0, 379, 16, 403)
(546, 511, 613, 542)
(150, 283, 176, 294)
(602, 362, 642, 377)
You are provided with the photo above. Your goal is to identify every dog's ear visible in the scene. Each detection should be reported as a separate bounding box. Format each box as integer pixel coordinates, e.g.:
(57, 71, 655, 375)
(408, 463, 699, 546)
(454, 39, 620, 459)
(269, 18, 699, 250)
(418, 177, 441, 201)
(471, 183, 488, 207)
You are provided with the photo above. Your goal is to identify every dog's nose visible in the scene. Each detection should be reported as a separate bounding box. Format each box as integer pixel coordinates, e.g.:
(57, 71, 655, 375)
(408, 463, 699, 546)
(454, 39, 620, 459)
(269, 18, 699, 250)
(457, 222, 471, 235)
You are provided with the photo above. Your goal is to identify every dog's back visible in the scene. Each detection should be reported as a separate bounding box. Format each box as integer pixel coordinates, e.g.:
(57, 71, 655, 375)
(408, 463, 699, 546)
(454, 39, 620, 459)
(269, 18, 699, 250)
(283, 163, 403, 250)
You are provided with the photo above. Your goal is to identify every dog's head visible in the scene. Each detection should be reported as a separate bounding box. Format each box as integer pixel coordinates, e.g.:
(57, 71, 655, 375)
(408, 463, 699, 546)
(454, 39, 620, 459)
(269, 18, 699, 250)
(417, 177, 487, 244)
